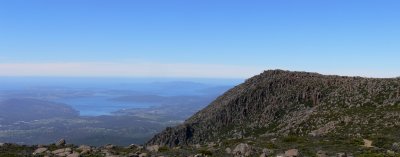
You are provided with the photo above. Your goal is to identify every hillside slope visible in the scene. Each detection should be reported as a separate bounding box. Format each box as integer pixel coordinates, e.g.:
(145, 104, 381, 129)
(147, 70, 400, 149)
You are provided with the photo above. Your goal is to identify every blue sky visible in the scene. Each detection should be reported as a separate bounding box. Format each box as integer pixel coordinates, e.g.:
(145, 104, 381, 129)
(0, 0, 399, 78)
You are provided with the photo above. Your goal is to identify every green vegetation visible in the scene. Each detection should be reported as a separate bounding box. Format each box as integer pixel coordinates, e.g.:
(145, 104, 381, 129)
(198, 149, 213, 156)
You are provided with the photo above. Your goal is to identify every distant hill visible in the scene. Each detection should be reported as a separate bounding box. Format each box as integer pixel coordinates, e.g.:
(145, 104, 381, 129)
(0, 98, 79, 124)
(147, 70, 400, 155)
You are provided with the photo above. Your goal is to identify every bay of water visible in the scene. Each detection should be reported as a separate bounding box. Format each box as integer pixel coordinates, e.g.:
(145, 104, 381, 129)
(57, 96, 156, 116)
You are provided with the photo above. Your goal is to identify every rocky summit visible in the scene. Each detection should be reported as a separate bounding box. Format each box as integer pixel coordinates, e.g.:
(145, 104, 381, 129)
(146, 70, 400, 156)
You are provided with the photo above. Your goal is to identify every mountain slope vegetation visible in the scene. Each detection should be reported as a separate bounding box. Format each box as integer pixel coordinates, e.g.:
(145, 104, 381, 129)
(146, 70, 400, 156)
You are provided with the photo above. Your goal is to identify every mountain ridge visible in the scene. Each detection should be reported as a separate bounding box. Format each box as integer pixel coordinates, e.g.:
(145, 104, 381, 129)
(147, 70, 400, 148)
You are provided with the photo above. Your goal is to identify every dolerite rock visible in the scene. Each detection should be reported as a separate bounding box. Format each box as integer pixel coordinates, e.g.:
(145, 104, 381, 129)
(261, 148, 273, 156)
(146, 145, 159, 152)
(67, 152, 81, 157)
(392, 142, 400, 152)
(147, 70, 400, 147)
(285, 149, 299, 157)
(56, 138, 66, 146)
(33, 147, 48, 155)
(138, 153, 147, 157)
(232, 143, 253, 157)
(77, 145, 92, 154)
(225, 147, 232, 154)
(105, 144, 116, 149)
(128, 144, 140, 149)
(52, 148, 72, 156)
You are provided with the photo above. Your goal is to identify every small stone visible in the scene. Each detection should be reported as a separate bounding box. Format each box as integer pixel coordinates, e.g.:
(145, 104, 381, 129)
(225, 147, 232, 154)
(207, 142, 216, 148)
(232, 143, 253, 156)
(33, 147, 48, 155)
(78, 145, 91, 154)
(52, 148, 72, 157)
(336, 153, 346, 157)
(317, 150, 328, 157)
(194, 154, 203, 157)
(276, 153, 285, 157)
(392, 142, 400, 151)
(363, 139, 373, 147)
(65, 148, 72, 153)
(67, 152, 80, 157)
(262, 148, 273, 155)
(146, 145, 159, 152)
(56, 139, 66, 146)
(105, 144, 115, 149)
(52, 148, 66, 154)
(129, 144, 139, 149)
(138, 153, 147, 157)
(285, 149, 299, 157)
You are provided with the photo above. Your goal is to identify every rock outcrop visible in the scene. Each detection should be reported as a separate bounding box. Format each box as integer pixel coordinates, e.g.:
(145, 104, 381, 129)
(148, 70, 400, 147)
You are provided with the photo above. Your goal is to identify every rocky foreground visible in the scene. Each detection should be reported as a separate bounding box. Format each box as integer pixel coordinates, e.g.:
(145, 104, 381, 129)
(1, 138, 400, 157)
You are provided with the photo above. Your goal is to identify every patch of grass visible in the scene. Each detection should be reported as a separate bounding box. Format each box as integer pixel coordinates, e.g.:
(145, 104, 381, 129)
(198, 149, 213, 156)
(158, 146, 169, 152)
(282, 135, 306, 143)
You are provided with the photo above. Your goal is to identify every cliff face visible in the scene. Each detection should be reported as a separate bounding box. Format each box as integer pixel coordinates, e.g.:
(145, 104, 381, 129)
(147, 70, 400, 147)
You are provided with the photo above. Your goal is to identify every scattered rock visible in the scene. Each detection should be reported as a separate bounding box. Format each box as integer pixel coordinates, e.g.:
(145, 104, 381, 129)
(259, 153, 267, 157)
(232, 143, 253, 156)
(67, 152, 80, 157)
(262, 148, 273, 156)
(146, 145, 159, 152)
(138, 153, 147, 157)
(260, 148, 274, 157)
(0, 143, 4, 147)
(363, 139, 373, 148)
(276, 153, 285, 157)
(105, 144, 115, 149)
(52, 148, 72, 156)
(33, 147, 48, 155)
(128, 144, 140, 149)
(285, 149, 299, 157)
(77, 145, 92, 154)
(225, 147, 232, 154)
(173, 146, 181, 150)
(56, 139, 66, 146)
(316, 150, 328, 157)
(207, 142, 216, 148)
(392, 142, 399, 151)
(194, 154, 203, 157)
(336, 153, 346, 157)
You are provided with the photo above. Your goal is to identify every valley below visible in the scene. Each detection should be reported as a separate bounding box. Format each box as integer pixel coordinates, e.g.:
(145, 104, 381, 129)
(0, 78, 236, 146)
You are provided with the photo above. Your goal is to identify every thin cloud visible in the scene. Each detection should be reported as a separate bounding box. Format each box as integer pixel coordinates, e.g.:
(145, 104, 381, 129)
(0, 62, 265, 78)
